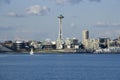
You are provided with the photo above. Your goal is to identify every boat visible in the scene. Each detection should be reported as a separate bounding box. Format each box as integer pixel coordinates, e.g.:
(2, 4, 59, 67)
(30, 48, 34, 55)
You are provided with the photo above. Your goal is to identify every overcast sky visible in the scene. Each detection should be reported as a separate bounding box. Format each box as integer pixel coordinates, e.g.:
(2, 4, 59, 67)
(0, 0, 120, 41)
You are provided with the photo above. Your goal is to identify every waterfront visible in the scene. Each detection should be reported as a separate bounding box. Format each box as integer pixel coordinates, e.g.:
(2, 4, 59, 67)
(0, 53, 120, 80)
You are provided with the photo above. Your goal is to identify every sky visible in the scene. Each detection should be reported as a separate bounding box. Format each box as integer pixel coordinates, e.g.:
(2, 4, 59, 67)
(0, 0, 120, 41)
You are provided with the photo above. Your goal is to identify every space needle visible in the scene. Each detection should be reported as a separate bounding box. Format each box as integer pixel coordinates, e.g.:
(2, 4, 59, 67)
(56, 14, 64, 49)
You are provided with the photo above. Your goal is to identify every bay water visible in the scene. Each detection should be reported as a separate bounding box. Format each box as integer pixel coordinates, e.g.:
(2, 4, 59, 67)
(0, 53, 120, 80)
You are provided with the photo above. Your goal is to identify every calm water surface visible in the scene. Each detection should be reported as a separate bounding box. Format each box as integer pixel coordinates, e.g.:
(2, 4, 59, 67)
(0, 53, 120, 80)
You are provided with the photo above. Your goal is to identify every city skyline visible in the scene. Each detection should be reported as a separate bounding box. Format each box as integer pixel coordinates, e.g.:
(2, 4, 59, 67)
(0, 0, 120, 41)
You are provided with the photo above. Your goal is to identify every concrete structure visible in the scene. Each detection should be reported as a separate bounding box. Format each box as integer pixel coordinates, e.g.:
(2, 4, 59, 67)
(82, 30, 89, 48)
(87, 39, 99, 50)
(82, 30, 89, 41)
(13, 41, 26, 51)
(65, 38, 72, 49)
(56, 14, 64, 49)
(41, 40, 56, 50)
(0, 44, 13, 52)
(99, 38, 110, 49)
(65, 38, 79, 49)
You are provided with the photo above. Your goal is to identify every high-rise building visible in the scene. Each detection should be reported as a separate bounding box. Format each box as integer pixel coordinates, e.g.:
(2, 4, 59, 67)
(56, 14, 64, 49)
(82, 30, 89, 41)
(82, 30, 89, 47)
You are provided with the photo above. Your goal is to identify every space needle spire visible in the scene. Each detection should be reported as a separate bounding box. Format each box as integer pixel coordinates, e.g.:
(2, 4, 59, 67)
(56, 14, 64, 49)
(58, 14, 64, 40)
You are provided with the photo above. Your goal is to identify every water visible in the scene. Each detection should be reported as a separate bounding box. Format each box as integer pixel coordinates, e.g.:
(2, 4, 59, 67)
(0, 53, 120, 80)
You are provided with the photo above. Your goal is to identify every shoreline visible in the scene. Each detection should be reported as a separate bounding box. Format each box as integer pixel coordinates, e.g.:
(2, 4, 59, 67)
(0, 51, 120, 54)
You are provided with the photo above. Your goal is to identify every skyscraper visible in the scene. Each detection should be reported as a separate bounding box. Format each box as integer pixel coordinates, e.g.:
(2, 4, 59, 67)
(82, 30, 89, 42)
(82, 30, 89, 47)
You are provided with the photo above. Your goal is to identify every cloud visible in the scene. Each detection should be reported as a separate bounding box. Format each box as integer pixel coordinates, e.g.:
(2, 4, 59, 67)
(7, 12, 18, 17)
(53, 0, 101, 4)
(70, 23, 76, 27)
(70, 23, 78, 28)
(89, 0, 101, 2)
(90, 22, 120, 38)
(0, 25, 23, 31)
(94, 22, 120, 27)
(26, 5, 50, 16)
(54, 0, 82, 4)
(0, 26, 15, 31)
(7, 12, 25, 17)
(0, 0, 10, 5)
